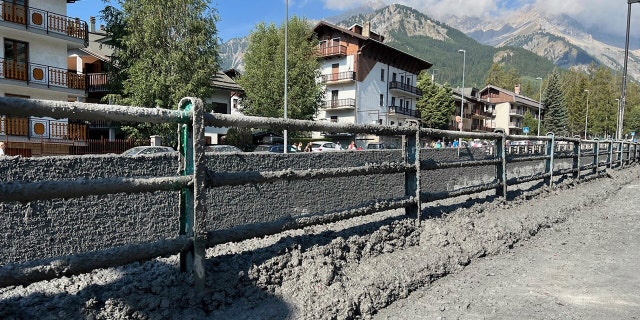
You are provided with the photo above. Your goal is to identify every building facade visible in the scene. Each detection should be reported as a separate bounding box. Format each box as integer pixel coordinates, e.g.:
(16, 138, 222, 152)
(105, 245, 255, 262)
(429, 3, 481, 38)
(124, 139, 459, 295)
(1, 0, 88, 155)
(479, 84, 543, 135)
(313, 21, 432, 147)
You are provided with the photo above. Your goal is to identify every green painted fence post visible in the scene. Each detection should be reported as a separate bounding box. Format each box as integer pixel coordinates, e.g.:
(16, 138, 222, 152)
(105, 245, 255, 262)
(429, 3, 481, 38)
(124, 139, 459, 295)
(404, 129, 420, 219)
(178, 97, 207, 291)
(544, 133, 555, 187)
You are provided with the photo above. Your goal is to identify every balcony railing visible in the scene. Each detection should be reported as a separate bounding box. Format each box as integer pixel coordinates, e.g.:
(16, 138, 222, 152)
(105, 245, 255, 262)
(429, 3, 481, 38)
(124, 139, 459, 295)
(0, 58, 86, 91)
(320, 71, 355, 83)
(88, 72, 110, 92)
(1, 1, 88, 45)
(509, 122, 522, 128)
(324, 98, 356, 109)
(1, 116, 87, 140)
(509, 109, 525, 116)
(388, 105, 417, 117)
(389, 81, 422, 96)
(317, 44, 347, 57)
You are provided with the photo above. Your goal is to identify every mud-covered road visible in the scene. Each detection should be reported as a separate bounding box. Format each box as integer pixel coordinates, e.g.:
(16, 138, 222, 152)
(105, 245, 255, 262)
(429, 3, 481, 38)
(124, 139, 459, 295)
(1, 166, 639, 319)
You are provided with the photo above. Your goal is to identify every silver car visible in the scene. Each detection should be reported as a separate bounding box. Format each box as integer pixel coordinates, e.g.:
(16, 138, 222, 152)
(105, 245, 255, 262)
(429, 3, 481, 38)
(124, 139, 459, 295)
(121, 146, 175, 156)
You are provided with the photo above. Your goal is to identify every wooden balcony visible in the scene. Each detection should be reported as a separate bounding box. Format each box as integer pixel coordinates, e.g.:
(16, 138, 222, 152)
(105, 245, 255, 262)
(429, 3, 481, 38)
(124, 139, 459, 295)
(1, 1, 88, 45)
(88, 73, 110, 92)
(320, 71, 355, 83)
(1, 116, 87, 140)
(1, 58, 86, 91)
(317, 44, 347, 58)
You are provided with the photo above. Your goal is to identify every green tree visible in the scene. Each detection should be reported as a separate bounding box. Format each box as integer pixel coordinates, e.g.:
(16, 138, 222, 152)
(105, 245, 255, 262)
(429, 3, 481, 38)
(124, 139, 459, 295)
(416, 72, 455, 129)
(523, 110, 540, 135)
(542, 69, 570, 136)
(101, 0, 220, 143)
(560, 68, 589, 137)
(238, 17, 323, 121)
(484, 62, 520, 91)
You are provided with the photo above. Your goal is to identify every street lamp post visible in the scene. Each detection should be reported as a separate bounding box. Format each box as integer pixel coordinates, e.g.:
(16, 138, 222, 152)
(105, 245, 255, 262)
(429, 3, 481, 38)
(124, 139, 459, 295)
(584, 89, 590, 139)
(619, 0, 640, 140)
(283, 0, 289, 153)
(458, 49, 465, 148)
(615, 98, 621, 139)
(536, 77, 543, 136)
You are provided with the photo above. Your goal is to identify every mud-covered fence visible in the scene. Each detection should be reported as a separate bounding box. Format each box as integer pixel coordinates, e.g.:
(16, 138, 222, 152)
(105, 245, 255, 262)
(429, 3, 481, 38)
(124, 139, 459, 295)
(0, 96, 638, 290)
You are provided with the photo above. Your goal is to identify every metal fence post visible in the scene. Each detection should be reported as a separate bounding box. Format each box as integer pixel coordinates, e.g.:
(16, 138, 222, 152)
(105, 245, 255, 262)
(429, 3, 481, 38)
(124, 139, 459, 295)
(592, 139, 599, 175)
(404, 130, 420, 219)
(178, 97, 207, 290)
(573, 139, 581, 180)
(607, 140, 614, 168)
(495, 129, 507, 198)
(544, 133, 555, 187)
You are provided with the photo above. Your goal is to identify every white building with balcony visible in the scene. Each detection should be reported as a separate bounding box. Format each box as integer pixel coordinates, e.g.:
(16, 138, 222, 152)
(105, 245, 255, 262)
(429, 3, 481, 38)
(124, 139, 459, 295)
(313, 21, 432, 147)
(1, 0, 88, 155)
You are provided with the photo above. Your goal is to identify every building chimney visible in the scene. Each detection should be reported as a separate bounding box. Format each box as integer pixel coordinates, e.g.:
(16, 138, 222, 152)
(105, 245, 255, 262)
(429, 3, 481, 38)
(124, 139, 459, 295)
(90, 16, 96, 32)
(363, 21, 371, 38)
(514, 84, 521, 95)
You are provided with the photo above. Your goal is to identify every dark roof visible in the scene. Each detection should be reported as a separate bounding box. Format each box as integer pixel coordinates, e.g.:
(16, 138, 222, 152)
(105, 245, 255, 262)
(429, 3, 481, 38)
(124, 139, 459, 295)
(312, 21, 432, 73)
(212, 71, 243, 91)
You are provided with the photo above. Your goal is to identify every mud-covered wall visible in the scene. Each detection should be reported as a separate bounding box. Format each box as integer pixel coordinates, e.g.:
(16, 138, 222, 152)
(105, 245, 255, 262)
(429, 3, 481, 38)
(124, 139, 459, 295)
(0, 148, 575, 265)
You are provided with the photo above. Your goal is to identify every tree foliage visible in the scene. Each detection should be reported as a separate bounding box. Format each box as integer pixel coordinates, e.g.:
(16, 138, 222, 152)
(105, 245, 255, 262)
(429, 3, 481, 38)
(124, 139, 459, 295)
(100, 0, 220, 143)
(237, 17, 323, 121)
(542, 69, 570, 136)
(484, 63, 520, 91)
(416, 72, 455, 129)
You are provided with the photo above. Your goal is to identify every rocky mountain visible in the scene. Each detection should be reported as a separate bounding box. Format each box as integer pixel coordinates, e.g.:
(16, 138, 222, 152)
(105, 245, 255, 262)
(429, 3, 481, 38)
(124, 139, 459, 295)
(218, 3, 636, 86)
(219, 37, 248, 72)
(439, 6, 640, 81)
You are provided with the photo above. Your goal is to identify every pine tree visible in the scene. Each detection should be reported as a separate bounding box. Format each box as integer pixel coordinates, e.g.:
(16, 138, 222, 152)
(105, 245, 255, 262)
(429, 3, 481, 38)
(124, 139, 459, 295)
(542, 69, 570, 136)
(416, 72, 455, 129)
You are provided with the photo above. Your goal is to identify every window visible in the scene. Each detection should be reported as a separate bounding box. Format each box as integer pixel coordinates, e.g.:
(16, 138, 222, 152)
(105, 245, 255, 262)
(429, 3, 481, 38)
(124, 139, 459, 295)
(331, 90, 339, 107)
(379, 94, 384, 106)
(406, 100, 410, 108)
(212, 102, 228, 114)
(330, 115, 338, 123)
(392, 73, 397, 82)
(391, 97, 396, 107)
(3, 38, 28, 81)
(380, 69, 385, 82)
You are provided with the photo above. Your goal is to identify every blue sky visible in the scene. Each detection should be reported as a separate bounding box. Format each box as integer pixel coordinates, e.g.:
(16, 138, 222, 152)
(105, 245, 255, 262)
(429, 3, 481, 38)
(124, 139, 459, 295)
(68, 0, 640, 43)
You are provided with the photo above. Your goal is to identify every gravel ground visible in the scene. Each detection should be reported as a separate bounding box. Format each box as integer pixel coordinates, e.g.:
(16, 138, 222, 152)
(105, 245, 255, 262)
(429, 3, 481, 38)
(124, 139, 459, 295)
(1, 165, 638, 320)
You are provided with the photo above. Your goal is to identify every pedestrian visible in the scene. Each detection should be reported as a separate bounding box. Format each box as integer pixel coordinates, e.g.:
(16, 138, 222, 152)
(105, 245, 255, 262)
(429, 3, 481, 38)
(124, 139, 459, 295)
(435, 140, 442, 149)
(0, 141, 5, 156)
(304, 142, 313, 152)
(452, 140, 459, 148)
(296, 142, 302, 151)
(335, 141, 342, 150)
(348, 141, 356, 150)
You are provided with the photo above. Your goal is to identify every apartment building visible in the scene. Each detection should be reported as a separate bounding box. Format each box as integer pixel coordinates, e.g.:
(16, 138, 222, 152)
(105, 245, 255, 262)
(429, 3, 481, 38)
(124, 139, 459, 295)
(450, 87, 494, 133)
(313, 21, 432, 146)
(1, 0, 88, 155)
(479, 84, 543, 135)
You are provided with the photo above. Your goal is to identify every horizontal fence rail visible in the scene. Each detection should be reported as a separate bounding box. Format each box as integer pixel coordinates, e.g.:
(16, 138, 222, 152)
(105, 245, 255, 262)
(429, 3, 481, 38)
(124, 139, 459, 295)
(0, 96, 638, 290)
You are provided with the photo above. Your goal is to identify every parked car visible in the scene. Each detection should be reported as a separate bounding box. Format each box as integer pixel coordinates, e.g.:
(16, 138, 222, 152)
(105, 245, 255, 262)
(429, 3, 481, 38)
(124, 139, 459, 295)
(366, 142, 398, 150)
(253, 144, 298, 153)
(121, 146, 175, 156)
(310, 141, 338, 152)
(206, 145, 243, 153)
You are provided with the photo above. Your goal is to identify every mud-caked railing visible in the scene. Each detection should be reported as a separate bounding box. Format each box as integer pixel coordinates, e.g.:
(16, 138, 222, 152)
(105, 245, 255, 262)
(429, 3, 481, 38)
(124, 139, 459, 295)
(0, 96, 638, 290)
(0, 96, 201, 288)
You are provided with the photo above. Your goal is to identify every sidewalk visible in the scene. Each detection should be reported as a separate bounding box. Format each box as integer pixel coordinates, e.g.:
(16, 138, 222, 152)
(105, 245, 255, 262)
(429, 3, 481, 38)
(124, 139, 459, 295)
(374, 176, 640, 319)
